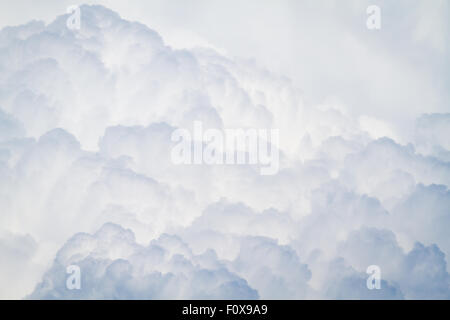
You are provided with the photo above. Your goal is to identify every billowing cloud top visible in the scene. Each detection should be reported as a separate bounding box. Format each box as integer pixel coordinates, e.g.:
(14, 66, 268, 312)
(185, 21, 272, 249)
(0, 4, 449, 299)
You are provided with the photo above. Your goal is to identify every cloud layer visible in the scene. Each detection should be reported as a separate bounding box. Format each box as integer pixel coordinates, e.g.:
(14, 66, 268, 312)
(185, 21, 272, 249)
(0, 4, 449, 299)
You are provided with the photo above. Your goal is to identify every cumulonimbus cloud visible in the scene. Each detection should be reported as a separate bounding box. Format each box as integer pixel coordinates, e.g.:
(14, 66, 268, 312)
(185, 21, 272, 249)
(0, 4, 449, 299)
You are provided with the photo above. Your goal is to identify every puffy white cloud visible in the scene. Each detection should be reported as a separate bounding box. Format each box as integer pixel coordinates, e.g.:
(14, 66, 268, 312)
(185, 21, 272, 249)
(415, 113, 450, 161)
(319, 258, 404, 300)
(0, 231, 40, 299)
(0, 4, 448, 299)
(0, 109, 24, 142)
(230, 236, 312, 299)
(30, 223, 259, 299)
(336, 227, 450, 299)
(392, 184, 450, 259)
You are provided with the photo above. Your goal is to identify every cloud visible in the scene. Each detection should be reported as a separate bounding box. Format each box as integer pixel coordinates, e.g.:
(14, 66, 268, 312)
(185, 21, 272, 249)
(0, 109, 24, 142)
(320, 258, 404, 300)
(336, 227, 450, 299)
(230, 236, 312, 299)
(29, 223, 259, 299)
(0, 231, 40, 299)
(0, 4, 448, 299)
(415, 113, 450, 161)
(392, 184, 450, 260)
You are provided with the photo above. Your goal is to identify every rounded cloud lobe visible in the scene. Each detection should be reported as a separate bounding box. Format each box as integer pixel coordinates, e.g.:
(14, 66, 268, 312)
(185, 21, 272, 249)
(0, 5, 449, 299)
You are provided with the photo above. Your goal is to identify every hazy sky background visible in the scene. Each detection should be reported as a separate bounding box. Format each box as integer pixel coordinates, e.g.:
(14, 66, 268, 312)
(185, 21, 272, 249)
(1, 0, 449, 142)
